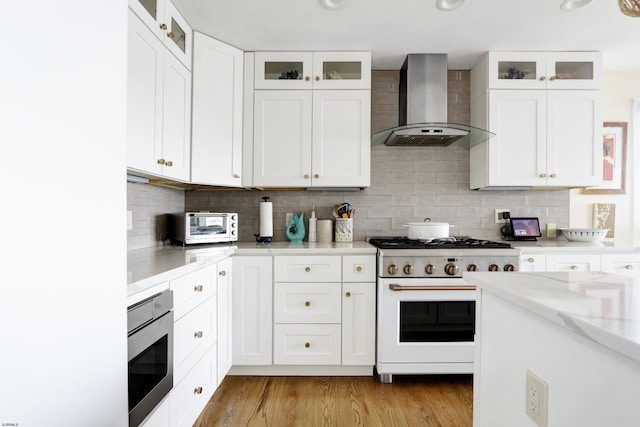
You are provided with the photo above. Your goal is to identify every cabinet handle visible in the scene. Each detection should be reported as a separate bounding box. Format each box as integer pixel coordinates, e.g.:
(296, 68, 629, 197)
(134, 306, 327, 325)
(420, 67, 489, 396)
(194, 331, 203, 338)
(194, 285, 203, 292)
(540, 76, 546, 81)
(549, 76, 556, 81)
(157, 158, 166, 165)
(315, 76, 320, 81)
(166, 160, 173, 167)
(167, 32, 175, 39)
(305, 342, 310, 348)
(194, 386, 203, 395)
(304, 174, 309, 179)
(305, 301, 311, 307)
(356, 266, 363, 272)
(570, 265, 578, 270)
(159, 23, 167, 30)
(625, 265, 634, 270)
(345, 292, 351, 297)
(305, 76, 310, 81)
(528, 258, 535, 263)
(314, 174, 319, 179)
(219, 270, 226, 276)
(305, 267, 311, 272)
(233, 174, 241, 178)
(550, 173, 557, 178)
(539, 173, 546, 178)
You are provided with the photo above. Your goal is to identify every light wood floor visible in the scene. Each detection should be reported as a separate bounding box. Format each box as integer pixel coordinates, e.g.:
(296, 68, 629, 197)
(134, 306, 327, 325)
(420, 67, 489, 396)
(194, 374, 473, 427)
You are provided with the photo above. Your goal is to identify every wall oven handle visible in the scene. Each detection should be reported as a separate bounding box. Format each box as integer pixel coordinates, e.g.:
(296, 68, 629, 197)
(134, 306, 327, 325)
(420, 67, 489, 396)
(388, 284, 476, 291)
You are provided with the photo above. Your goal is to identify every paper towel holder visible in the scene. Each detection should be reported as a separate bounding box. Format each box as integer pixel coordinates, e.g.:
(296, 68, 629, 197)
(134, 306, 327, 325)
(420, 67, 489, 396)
(255, 196, 273, 243)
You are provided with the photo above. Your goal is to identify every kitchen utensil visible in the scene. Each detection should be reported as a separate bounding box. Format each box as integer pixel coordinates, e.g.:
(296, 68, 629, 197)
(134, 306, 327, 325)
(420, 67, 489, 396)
(404, 218, 454, 240)
(559, 228, 608, 242)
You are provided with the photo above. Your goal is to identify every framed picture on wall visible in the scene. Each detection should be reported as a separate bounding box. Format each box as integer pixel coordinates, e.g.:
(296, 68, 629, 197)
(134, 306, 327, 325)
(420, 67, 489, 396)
(581, 122, 628, 194)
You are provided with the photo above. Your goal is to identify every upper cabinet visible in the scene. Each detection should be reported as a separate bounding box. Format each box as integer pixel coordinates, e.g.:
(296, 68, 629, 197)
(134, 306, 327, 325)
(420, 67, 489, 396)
(470, 51, 602, 189)
(254, 52, 371, 90)
(191, 33, 244, 187)
(127, 9, 191, 181)
(128, 0, 192, 69)
(249, 51, 372, 188)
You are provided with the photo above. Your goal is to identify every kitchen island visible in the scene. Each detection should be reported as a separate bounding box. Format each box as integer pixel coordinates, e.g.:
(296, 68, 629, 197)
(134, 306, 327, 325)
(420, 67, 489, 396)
(464, 271, 640, 427)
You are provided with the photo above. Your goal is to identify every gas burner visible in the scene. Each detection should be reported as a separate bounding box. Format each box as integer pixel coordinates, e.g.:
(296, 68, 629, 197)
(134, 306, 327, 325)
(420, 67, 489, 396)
(369, 236, 512, 250)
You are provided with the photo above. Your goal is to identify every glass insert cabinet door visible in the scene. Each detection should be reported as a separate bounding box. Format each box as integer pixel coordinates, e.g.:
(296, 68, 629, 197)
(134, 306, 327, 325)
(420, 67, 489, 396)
(254, 52, 371, 90)
(487, 51, 601, 90)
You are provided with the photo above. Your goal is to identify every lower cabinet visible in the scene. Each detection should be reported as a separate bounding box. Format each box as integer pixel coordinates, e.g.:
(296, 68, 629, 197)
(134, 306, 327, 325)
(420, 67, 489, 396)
(520, 251, 640, 278)
(545, 254, 601, 272)
(601, 253, 640, 278)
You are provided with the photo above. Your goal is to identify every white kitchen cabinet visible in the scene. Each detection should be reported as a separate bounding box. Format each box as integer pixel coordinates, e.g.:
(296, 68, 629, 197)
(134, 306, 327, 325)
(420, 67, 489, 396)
(191, 33, 244, 186)
(232, 256, 273, 365)
(601, 253, 640, 278)
(216, 257, 232, 386)
(545, 254, 601, 272)
(254, 51, 371, 90)
(274, 255, 342, 282)
(139, 395, 169, 427)
(341, 256, 375, 366)
(128, 0, 192, 69)
(253, 89, 371, 187)
(470, 51, 602, 189)
(127, 9, 191, 181)
(170, 347, 216, 427)
(518, 254, 546, 272)
(274, 323, 342, 365)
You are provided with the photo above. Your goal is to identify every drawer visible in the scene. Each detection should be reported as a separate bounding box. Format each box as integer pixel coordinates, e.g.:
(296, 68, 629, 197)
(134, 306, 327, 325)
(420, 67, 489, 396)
(342, 255, 376, 282)
(519, 254, 546, 272)
(274, 256, 341, 282)
(171, 265, 215, 320)
(274, 324, 341, 365)
(174, 296, 216, 382)
(546, 254, 600, 272)
(274, 282, 341, 323)
(601, 254, 640, 278)
(170, 347, 216, 427)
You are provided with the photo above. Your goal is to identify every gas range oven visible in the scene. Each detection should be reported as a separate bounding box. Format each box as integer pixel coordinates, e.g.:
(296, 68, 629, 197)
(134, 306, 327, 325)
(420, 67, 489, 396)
(368, 237, 520, 383)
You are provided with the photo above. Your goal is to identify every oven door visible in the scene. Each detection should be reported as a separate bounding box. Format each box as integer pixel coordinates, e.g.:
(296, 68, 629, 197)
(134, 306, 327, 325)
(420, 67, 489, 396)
(378, 277, 476, 365)
(128, 310, 173, 427)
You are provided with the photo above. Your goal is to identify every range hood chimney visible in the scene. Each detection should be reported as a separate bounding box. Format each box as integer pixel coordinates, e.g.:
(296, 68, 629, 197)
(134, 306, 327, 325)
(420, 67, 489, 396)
(372, 53, 493, 148)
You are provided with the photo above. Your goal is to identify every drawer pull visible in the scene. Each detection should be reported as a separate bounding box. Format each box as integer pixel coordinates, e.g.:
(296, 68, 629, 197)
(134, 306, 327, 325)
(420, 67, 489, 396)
(194, 386, 203, 395)
(345, 292, 351, 297)
(219, 270, 226, 276)
(356, 266, 363, 272)
(194, 331, 203, 338)
(305, 301, 311, 307)
(528, 258, 535, 263)
(305, 342, 310, 348)
(305, 267, 311, 272)
(570, 265, 578, 271)
(194, 285, 203, 292)
(625, 265, 634, 270)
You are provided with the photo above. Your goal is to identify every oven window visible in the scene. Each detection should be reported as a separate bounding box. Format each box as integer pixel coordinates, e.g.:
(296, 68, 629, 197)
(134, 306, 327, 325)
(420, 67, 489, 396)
(399, 301, 475, 342)
(128, 334, 169, 410)
(190, 216, 226, 235)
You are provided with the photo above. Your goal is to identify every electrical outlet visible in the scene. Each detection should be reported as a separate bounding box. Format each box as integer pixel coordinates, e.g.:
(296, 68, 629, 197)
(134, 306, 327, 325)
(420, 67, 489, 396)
(525, 369, 549, 427)
(494, 209, 510, 224)
(285, 212, 293, 227)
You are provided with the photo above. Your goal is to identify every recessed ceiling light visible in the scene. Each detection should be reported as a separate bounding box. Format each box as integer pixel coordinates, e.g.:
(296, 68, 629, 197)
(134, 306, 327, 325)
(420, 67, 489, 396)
(436, 0, 466, 11)
(319, 0, 352, 10)
(560, 0, 596, 10)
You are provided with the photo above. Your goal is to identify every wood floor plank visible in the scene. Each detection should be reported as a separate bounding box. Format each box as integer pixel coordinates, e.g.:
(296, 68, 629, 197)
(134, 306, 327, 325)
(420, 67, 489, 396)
(194, 375, 473, 427)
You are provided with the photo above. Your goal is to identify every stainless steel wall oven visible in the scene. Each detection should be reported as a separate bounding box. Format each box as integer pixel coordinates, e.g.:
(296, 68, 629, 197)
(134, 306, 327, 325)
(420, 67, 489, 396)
(127, 290, 174, 426)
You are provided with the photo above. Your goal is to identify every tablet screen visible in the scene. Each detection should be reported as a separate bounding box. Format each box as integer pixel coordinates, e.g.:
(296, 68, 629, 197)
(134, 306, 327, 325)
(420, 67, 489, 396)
(510, 217, 542, 238)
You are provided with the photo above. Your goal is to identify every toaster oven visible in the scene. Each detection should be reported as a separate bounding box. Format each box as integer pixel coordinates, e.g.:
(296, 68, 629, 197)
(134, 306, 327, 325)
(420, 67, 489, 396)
(169, 212, 238, 245)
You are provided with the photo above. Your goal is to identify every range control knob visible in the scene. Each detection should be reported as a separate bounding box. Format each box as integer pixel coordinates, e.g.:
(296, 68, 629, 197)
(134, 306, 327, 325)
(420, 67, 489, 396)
(388, 264, 398, 275)
(504, 264, 516, 272)
(403, 264, 414, 275)
(444, 263, 459, 276)
(488, 264, 500, 272)
(467, 264, 478, 272)
(425, 264, 435, 275)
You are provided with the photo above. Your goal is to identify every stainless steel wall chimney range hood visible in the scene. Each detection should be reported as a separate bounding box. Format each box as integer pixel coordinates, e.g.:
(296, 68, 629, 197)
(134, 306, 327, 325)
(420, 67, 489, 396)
(372, 54, 494, 148)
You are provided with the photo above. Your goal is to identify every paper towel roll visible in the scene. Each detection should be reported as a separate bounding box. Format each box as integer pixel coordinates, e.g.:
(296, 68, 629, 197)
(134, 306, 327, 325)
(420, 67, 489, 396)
(259, 198, 273, 238)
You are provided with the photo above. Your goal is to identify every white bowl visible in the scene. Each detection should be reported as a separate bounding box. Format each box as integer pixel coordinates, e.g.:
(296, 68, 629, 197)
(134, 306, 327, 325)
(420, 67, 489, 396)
(559, 228, 608, 242)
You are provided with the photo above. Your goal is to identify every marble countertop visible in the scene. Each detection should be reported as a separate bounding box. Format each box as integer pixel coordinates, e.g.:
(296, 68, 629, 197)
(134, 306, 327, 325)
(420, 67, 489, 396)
(234, 240, 377, 255)
(512, 239, 640, 253)
(464, 271, 640, 364)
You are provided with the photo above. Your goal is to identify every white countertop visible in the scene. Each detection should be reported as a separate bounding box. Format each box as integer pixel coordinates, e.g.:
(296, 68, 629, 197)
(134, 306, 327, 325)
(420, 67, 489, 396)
(464, 271, 640, 364)
(235, 240, 377, 255)
(512, 239, 640, 253)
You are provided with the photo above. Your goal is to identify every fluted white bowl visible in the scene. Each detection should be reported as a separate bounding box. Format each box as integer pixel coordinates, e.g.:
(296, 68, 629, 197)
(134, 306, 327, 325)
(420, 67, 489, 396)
(559, 228, 608, 242)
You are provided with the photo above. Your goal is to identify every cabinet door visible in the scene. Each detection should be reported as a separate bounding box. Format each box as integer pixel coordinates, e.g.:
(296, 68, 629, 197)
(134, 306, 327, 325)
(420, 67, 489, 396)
(342, 282, 375, 365)
(254, 52, 313, 89)
(162, 0, 192, 70)
(216, 258, 233, 386)
(191, 33, 244, 186)
(601, 254, 640, 278)
(546, 90, 602, 187)
(127, 9, 164, 176)
(253, 90, 313, 187)
(311, 90, 371, 187)
(312, 52, 371, 90)
(160, 54, 191, 181)
(128, 0, 165, 41)
(232, 256, 273, 365)
(545, 52, 601, 90)
(487, 51, 547, 89)
(546, 254, 600, 272)
(485, 90, 547, 186)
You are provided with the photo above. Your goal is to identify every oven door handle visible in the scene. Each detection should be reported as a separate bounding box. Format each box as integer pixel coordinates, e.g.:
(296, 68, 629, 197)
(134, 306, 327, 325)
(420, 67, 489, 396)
(388, 284, 476, 291)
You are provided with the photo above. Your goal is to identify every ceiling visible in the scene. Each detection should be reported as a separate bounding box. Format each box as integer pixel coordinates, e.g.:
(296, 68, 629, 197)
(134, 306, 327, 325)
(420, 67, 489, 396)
(171, 0, 640, 71)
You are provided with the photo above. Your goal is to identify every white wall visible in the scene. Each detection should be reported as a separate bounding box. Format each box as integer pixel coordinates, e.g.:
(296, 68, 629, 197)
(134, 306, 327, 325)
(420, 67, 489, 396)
(570, 71, 640, 245)
(0, 2, 128, 426)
